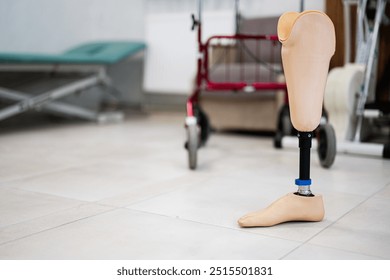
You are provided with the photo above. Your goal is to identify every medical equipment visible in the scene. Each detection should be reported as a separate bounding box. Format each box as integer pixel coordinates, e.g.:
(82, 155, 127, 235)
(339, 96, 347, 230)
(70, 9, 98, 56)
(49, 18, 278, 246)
(325, 0, 390, 159)
(185, 0, 287, 170)
(239, 10, 335, 227)
(185, 0, 337, 170)
(0, 41, 146, 123)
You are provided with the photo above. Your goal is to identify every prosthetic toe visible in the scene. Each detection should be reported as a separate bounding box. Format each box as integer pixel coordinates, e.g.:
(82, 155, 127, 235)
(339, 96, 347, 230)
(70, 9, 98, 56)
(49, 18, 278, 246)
(238, 193, 324, 227)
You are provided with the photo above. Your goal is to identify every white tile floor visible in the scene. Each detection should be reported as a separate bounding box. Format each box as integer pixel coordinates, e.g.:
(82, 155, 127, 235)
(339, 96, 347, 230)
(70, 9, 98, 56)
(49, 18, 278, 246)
(0, 111, 389, 260)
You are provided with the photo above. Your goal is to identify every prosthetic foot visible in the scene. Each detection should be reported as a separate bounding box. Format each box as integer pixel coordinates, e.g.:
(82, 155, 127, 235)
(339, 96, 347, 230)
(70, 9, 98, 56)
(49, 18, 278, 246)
(238, 193, 324, 227)
(238, 11, 335, 227)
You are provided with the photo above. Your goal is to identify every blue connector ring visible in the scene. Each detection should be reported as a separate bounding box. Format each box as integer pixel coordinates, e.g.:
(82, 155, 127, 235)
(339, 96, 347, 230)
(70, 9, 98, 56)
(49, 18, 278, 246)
(295, 179, 312, 186)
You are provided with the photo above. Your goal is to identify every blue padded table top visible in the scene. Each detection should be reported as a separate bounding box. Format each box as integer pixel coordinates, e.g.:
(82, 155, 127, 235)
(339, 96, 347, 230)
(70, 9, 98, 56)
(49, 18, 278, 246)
(0, 41, 146, 64)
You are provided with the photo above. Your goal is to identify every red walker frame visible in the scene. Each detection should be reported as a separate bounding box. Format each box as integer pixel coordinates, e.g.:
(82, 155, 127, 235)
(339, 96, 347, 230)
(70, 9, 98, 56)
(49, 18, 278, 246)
(184, 1, 337, 171)
(184, 3, 288, 170)
(186, 28, 287, 118)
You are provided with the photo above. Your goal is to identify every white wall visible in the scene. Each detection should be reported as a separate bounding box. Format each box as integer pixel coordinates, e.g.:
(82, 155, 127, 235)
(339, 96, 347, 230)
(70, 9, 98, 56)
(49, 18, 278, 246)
(145, 0, 324, 17)
(0, 0, 324, 53)
(143, 0, 325, 95)
(0, 0, 145, 53)
(0, 0, 325, 97)
(242, 0, 324, 18)
(143, 11, 236, 94)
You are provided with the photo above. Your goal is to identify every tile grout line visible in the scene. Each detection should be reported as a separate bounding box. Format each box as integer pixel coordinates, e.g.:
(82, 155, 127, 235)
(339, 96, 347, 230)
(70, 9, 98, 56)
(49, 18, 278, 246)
(283, 239, 385, 260)
(0, 172, 217, 243)
(0, 150, 159, 187)
(118, 207, 304, 244)
(113, 177, 216, 208)
(0, 206, 119, 248)
(0, 161, 98, 186)
(0, 202, 90, 231)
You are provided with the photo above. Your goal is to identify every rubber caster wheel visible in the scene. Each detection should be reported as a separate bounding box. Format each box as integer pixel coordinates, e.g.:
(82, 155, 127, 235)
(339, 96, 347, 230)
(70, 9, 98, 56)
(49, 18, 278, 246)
(317, 123, 336, 168)
(274, 131, 283, 148)
(383, 143, 390, 159)
(274, 104, 293, 149)
(186, 122, 199, 170)
(197, 106, 211, 146)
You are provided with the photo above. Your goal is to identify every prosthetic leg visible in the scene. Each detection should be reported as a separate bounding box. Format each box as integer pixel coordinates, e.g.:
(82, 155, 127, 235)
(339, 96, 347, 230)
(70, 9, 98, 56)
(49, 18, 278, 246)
(238, 11, 335, 227)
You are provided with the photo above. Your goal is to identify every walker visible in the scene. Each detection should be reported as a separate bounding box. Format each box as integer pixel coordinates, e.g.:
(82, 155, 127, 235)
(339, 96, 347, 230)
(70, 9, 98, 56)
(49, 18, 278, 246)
(184, 0, 337, 170)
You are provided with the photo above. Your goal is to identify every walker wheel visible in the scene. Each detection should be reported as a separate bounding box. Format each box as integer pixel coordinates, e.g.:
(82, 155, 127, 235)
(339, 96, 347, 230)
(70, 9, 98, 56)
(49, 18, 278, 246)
(197, 106, 211, 146)
(317, 124, 336, 168)
(274, 104, 293, 149)
(274, 131, 283, 148)
(186, 122, 199, 170)
(383, 143, 390, 159)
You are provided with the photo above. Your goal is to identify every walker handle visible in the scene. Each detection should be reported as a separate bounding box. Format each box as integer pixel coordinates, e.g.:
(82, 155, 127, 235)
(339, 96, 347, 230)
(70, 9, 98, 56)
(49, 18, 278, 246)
(191, 14, 199, 31)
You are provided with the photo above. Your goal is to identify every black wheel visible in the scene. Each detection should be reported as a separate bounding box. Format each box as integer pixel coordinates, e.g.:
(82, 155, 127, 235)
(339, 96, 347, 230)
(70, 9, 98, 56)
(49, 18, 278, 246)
(197, 106, 211, 146)
(281, 109, 293, 136)
(317, 124, 337, 168)
(184, 104, 209, 170)
(274, 131, 283, 148)
(383, 143, 390, 159)
(274, 104, 293, 148)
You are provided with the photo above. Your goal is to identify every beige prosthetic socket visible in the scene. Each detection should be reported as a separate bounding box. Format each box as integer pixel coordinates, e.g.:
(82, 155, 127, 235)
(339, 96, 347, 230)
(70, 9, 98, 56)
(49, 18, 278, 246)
(238, 11, 335, 227)
(278, 10, 335, 131)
